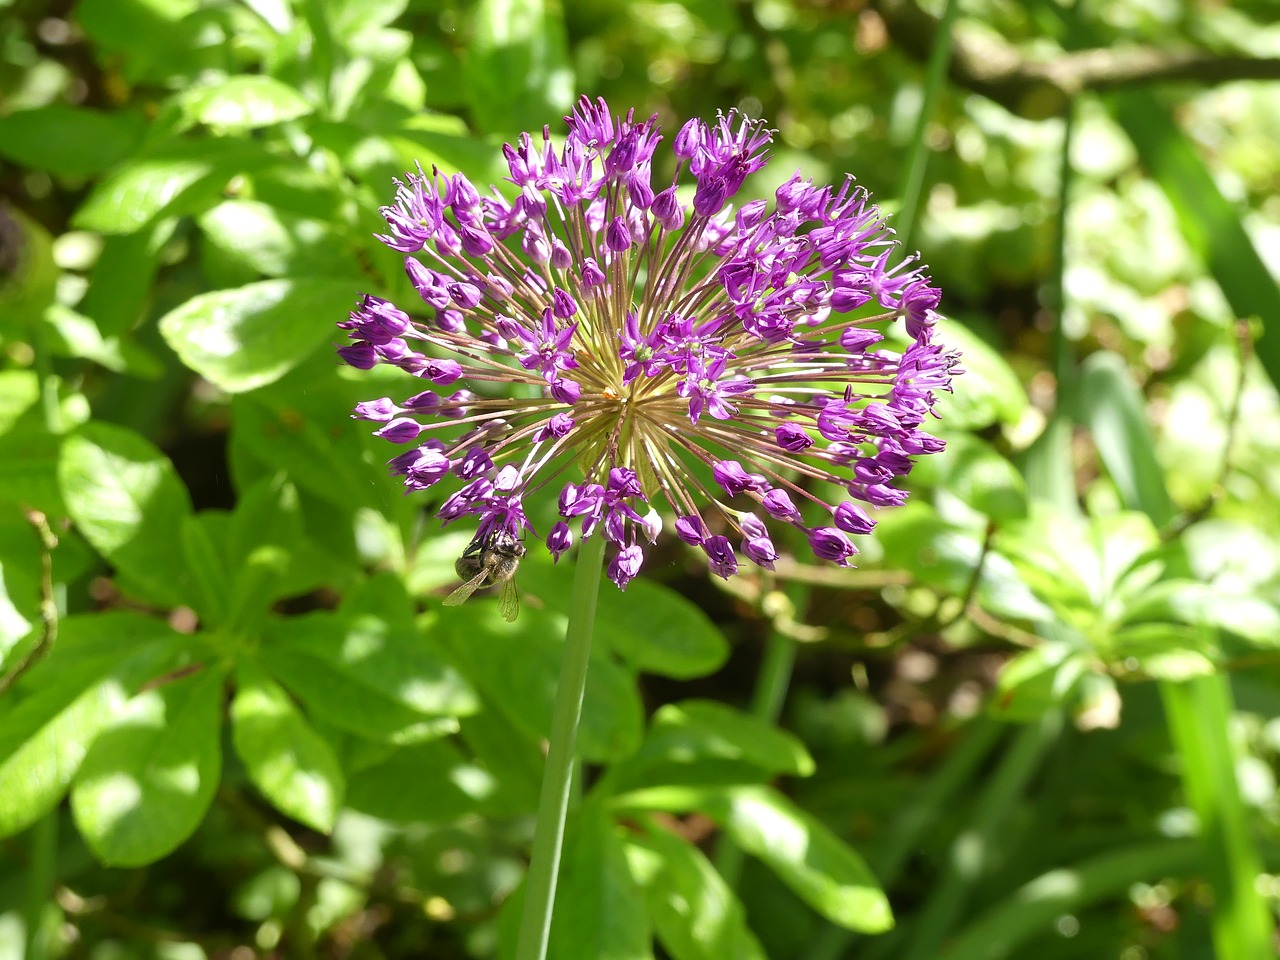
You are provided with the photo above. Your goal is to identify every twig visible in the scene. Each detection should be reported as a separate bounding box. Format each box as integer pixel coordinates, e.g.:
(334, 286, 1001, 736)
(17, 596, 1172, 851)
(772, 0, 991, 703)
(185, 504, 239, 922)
(873, 0, 1280, 118)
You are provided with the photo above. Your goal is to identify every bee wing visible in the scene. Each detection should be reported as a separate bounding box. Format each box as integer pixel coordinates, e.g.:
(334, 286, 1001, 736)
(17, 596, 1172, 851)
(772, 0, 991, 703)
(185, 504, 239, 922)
(443, 570, 490, 606)
(497, 578, 520, 622)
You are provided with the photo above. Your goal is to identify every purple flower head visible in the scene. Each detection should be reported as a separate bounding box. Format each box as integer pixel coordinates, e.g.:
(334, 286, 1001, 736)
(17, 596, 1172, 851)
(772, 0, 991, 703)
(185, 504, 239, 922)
(340, 96, 959, 586)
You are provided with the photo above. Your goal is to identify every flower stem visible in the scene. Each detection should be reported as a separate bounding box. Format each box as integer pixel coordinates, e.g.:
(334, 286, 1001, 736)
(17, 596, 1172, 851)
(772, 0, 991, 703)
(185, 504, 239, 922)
(514, 532, 607, 960)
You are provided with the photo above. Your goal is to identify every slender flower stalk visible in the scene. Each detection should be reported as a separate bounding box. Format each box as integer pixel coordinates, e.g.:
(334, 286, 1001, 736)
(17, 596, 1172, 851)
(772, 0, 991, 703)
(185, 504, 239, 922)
(339, 96, 959, 586)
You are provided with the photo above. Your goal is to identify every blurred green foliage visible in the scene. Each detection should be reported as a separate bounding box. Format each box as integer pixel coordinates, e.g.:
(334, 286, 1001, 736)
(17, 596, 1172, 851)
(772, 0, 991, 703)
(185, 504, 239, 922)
(1, 0, 1279, 958)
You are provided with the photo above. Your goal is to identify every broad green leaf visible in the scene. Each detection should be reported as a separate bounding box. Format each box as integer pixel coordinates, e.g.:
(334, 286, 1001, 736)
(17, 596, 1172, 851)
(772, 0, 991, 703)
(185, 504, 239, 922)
(179, 76, 313, 130)
(456, 707, 543, 815)
(197, 200, 360, 279)
(547, 801, 653, 960)
(0, 204, 58, 327)
(229, 391, 386, 513)
(612, 785, 891, 933)
(79, 222, 177, 336)
(1109, 624, 1217, 681)
(325, 0, 410, 38)
(0, 372, 40, 436)
(344, 739, 486, 823)
(0, 612, 182, 838)
(0, 561, 33, 661)
(0, 106, 145, 178)
(0, 675, 129, 839)
(927, 317, 1027, 429)
(74, 139, 271, 234)
(597, 579, 731, 679)
(917, 433, 1028, 522)
(1110, 92, 1280, 393)
(463, 0, 574, 136)
(937, 841, 1199, 960)
(44, 305, 164, 378)
(606, 700, 813, 795)
(439, 605, 644, 763)
(58, 422, 194, 608)
(1122, 579, 1280, 648)
(71, 667, 224, 866)
(874, 502, 988, 595)
(991, 643, 1088, 721)
(260, 606, 477, 737)
(626, 822, 766, 960)
(158, 278, 362, 393)
(1077, 352, 1175, 526)
(719, 786, 892, 933)
(224, 477, 304, 625)
(231, 664, 344, 833)
(76, 0, 199, 65)
(518, 564, 729, 679)
(180, 513, 231, 627)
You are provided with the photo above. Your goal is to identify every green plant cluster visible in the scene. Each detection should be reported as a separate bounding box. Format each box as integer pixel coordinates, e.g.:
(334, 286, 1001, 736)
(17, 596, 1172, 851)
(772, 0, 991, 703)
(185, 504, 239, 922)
(1, 0, 1279, 958)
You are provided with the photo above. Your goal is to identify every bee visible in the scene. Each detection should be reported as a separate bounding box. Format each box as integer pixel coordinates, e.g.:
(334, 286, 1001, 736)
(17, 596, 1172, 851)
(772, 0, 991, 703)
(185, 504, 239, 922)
(442, 530, 525, 622)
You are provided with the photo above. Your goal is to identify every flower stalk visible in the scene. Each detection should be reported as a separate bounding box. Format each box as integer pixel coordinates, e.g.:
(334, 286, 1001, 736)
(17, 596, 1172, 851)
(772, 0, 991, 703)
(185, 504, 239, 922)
(514, 532, 607, 960)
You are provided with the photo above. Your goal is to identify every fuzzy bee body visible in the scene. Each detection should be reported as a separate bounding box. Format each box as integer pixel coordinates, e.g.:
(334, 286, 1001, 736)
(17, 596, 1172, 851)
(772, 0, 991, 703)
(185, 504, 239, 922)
(443, 531, 525, 621)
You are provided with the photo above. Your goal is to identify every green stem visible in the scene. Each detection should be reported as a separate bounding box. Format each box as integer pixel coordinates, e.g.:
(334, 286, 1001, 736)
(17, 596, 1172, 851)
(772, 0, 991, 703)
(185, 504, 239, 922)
(514, 533, 607, 960)
(895, 0, 959, 254)
(23, 810, 57, 960)
(1161, 674, 1275, 959)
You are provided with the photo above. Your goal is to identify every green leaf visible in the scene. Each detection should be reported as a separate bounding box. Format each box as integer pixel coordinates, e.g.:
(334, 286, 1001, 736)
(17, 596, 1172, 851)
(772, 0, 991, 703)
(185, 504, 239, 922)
(178, 76, 313, 130)
(0, 676, 129, 839)
(518, 565, 729, 679)
(76, 0, 199, 66)
(716, 787, 892, 933)
(58, 422, 194, 608)
(1123, 580, 1280, 649)
(79, 222, 177, 336)
(991, 644, 1088, 721)
(607, 700, 813, 795)
(463, 0, 574, 136)
(74, 139, 271, 234)
(626, 821, 766, 960)
(260, 610, 476, 744)
(0, 106, 146, 178)
(597, 580, 731, 679)
(1077, 352, 1175, 526)
(1109, 624, 1217, 681)
(918, 433, 1028, 522)
(438, 605, 644, 763)
(325, 0, 410, 38)
(231, 663, 345, 833)
(158, 278, 362, 393)
(547, 801, 653, 960)
(228, 385, 388, 513)
(1110, 91, 1280, 394)
(44, 304, 164, 378)
(0, 612, 182, 838)
(0, 204, 57, 326)
(928, 317, 1027, 429)
(223, 476, 305, 626)
(71, 667, 224, 866)
(180, 513, 231, 627)
(937, 841, 1199, 960)
(613, 785, 892, 933)
(344, 739, 486, 823)
(197, 200, 361, 279)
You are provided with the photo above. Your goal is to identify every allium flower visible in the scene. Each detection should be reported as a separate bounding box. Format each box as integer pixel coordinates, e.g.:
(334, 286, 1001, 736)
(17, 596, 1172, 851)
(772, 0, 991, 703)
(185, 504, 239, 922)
(340, 96, 960, 590)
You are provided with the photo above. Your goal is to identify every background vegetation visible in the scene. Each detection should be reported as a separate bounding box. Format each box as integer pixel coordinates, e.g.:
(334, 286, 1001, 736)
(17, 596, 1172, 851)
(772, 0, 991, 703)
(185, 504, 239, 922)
(2, 0, 1279, 958)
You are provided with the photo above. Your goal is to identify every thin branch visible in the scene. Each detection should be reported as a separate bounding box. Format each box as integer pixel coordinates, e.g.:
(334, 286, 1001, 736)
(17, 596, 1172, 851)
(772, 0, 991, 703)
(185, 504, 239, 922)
(873, 0, 1280, 118)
